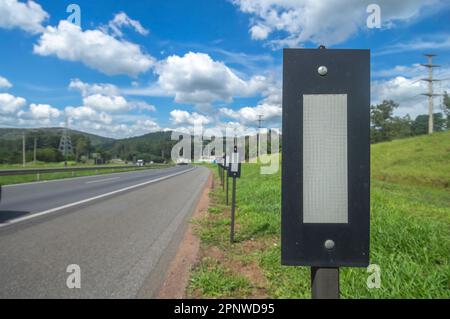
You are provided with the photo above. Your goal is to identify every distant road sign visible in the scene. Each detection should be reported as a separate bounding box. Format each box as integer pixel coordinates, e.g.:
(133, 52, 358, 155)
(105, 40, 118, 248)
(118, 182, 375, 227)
(228, 146, 241, 178)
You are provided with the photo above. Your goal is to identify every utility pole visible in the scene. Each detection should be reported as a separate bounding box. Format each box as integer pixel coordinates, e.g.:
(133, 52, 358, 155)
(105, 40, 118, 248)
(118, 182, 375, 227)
(22, 132, 26, 167)
(421, 54, 442, 134)
(33, 137, 37, 164)
(256, 114, 264, 159)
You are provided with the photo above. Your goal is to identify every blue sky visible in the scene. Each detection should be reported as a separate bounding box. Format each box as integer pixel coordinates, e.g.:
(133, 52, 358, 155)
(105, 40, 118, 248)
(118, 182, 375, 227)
(0, 0, 449, 138)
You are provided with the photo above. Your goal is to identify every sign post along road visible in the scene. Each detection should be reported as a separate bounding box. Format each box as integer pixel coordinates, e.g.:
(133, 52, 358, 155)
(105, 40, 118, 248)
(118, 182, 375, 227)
(222, 154, 227, 191)
(281, 47, 371, 299)
(228, 145, 242, 243)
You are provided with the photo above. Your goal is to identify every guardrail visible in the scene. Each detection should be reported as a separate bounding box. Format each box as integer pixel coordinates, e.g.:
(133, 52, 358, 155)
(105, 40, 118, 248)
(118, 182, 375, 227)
(0, 165, 150, 177)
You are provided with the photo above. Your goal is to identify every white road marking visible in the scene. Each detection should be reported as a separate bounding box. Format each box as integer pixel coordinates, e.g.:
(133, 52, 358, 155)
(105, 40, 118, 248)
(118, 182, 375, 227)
(85, 177, 121, 184)
(2, 167, 165, 188)
(0, 167, 195, 229)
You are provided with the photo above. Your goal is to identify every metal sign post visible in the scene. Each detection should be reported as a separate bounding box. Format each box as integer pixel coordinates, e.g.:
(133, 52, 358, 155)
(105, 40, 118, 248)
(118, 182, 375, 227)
(218, 164, 222, 186)
(281, 47, 371, 299)
(311, 267, 339, 299)
(228, 146, 241, 243)
(226, 170, 229, 205)
(222, 154, 227, 191)
(217, 156, 224, 187)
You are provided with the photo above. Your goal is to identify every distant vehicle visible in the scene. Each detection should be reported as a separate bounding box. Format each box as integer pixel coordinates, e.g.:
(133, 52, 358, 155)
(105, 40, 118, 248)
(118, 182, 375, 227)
(176, 158, 191, 165)
(136, 160, 145, 167)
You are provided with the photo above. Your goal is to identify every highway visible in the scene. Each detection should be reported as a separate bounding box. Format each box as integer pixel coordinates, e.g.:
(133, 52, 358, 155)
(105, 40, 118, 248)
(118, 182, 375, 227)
(0, 165, 210, 298)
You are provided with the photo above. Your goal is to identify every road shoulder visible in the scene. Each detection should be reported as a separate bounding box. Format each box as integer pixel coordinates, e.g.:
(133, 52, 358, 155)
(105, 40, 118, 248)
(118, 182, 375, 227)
(156, 169, 213, 299)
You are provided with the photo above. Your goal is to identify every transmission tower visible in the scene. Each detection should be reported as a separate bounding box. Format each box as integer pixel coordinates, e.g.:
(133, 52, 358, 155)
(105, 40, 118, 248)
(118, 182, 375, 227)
(421, 54, 442, 134)
(59, 116, 73, 163)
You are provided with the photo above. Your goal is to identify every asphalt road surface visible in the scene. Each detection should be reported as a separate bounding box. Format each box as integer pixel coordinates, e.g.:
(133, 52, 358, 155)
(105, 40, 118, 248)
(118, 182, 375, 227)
(0, 165, 209, 298)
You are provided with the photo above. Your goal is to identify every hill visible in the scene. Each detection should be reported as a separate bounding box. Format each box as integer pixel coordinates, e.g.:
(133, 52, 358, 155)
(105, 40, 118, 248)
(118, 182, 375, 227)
(109, 131, 176, 162)
(371, 131, 450, 188)
(0, 128, 179, 163)
(0, 127, 114, 146)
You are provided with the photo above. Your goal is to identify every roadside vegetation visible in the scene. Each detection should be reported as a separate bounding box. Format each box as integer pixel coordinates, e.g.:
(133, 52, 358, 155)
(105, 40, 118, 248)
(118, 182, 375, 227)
(187, 132, 450, 298)
(0, 162, 173, 185)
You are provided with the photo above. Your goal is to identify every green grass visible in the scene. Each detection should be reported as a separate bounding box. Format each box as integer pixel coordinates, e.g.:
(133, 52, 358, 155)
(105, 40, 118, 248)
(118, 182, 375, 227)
(189, 133, 450, 299)
(372, 131, 450, 188)
(0, 163, 173, 185)
(0, 161, 88, 169)
(188, 258, 252, 298)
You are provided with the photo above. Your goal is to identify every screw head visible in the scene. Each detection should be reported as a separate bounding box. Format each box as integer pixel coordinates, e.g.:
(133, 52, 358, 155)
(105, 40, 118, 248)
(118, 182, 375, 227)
(318, 65, 328, 76)
(324, 239, 335, 250)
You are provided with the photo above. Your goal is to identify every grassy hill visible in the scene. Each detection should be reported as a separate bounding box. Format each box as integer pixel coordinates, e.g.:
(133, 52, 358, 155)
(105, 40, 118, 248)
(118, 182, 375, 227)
(188, 133, 450, 299)
(372, 131, 450, 188)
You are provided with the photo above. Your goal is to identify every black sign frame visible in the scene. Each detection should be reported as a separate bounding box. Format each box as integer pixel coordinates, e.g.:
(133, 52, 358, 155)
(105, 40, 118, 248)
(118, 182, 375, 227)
(281, 48, 370, 268)
(227, 146, 241, 178)
(228, 163, 241, 178)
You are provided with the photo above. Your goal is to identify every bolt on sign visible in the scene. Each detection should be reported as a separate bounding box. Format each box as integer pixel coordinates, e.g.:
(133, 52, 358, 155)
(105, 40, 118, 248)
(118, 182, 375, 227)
(282, 48, 370, 267)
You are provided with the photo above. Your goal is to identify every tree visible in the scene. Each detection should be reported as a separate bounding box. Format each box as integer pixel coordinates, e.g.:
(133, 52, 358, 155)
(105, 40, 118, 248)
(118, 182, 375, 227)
(389, 114, 413, 139)
(370, 100, 413, 143)
(412, 113, 446, 135)
(443, 91, 450, 130)
(36, 148, 64, 163)
(74, 135, 91, 162)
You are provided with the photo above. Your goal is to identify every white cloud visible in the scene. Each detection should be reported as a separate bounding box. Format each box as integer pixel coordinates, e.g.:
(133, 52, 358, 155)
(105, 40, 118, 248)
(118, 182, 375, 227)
(65, 103, 161, 138)
(105, 12, 149, 37)
(372, 68, 450, 118)
(373, 76, 427, 118)
(71, 118, 160, 139)
(82, 94, 129, 113)
(376, 35, 450, 56)
(0, 93, 26, 114)
(69, 78, 119, 97)
(232, 0, 446, 47)
(372, 64, 422, 79)
(1, 101, 61, 127)
(65, 106, 113, 125)
(155, 52, 270, 105)
(65, 80, 160, 137)
(68, 79, 156, 112)
(34, 21, 155, 77)
(131, 101, 156, 112)
(170, 110, 212, 126)
(28, 103, 60, 119)
(15, 105, 60, 127)
(64, 78, 159, 137)
(250, 24, 271, 40)
(260, 83, 282, 105)
(0, 75, 12, 89)
(220, 103, 281, 125)
(0, 0, 49, 34)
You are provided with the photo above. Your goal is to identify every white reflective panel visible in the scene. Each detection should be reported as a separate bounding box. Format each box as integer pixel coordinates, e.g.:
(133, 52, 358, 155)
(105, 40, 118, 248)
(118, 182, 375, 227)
(303, 94, 348, 224)
(231, 153, 239, 172)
